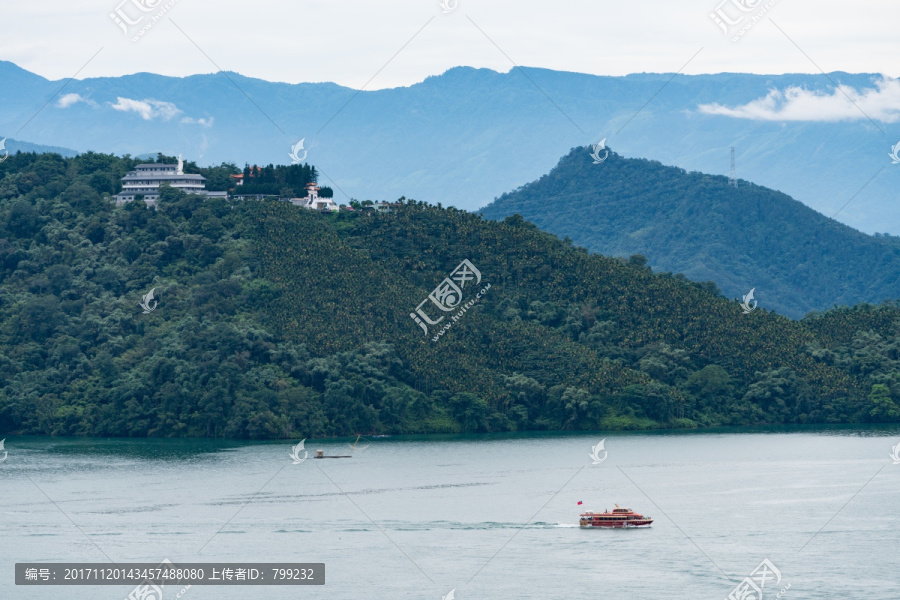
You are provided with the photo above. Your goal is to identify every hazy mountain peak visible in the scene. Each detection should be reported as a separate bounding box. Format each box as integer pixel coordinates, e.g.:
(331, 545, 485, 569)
(0, 62, 896, 234)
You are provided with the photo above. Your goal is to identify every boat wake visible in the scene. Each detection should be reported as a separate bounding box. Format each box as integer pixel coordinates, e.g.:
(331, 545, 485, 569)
(336, 520, 576, 531)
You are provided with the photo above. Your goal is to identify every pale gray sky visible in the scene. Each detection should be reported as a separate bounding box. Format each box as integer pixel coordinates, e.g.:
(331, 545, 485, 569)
(1, 0, 897, 88)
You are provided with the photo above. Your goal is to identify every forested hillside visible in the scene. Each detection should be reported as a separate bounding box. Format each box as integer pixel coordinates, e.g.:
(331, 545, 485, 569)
(480, 147, 900, 318)
(0, 152, 898, 438)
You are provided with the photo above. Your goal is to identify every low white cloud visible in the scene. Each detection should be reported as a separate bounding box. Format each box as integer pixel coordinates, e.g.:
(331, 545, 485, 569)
(698, 77, 900, 123)
(181, 116, 214, 127)
(109, 97, 182, 120)
(56, 93, 93, 108)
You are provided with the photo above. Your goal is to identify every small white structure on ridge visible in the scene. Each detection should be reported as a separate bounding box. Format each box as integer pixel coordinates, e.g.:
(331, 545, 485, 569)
(292, 182, 338, 211)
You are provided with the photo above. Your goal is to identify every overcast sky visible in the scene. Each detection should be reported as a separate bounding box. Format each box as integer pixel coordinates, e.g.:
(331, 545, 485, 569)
(1, 0, 897, 88)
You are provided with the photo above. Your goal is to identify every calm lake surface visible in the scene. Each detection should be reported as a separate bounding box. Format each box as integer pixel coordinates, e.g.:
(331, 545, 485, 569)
(2, 426, 899, 599)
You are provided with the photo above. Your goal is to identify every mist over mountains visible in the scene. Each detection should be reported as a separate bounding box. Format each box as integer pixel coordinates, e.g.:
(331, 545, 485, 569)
(0, 61, 897, 233)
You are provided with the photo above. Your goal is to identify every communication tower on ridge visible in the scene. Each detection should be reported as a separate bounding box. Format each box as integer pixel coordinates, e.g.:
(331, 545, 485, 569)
(730, 146, 737, 188)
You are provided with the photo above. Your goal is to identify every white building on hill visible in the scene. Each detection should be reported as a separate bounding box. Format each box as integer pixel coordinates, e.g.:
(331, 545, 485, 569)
(291, 182, 338, 211)
(114, 155, 227, 206)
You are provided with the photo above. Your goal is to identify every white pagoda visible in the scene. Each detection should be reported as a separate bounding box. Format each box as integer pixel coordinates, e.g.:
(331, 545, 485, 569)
(114, 155, 227, 206)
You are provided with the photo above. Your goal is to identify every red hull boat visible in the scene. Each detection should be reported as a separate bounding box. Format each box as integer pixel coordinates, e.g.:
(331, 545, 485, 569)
(579, 505, 653, 528)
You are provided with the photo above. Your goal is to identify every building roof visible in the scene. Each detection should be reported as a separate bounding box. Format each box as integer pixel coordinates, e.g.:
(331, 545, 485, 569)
(122, 173, 206, 181)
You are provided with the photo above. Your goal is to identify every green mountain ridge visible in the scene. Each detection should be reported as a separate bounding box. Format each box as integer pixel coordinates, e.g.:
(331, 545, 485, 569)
(479, 147, 900, 318)
(0, 151, 898, 438)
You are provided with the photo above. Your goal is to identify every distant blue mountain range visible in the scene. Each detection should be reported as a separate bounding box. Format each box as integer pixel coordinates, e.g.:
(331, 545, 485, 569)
(0, 135, 76, 157)
(0, 61, 897, 233)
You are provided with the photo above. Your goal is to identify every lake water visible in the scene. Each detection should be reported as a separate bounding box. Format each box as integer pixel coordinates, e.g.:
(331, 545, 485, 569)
(2, 427, 899, 599)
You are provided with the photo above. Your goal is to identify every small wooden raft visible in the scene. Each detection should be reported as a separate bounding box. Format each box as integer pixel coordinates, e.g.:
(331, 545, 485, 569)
(314, 449, 351, 459)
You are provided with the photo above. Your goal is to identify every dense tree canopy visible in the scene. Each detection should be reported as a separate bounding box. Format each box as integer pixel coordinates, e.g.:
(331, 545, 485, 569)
(480, 147, 900, 318)
(0, 151, 897, 438)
